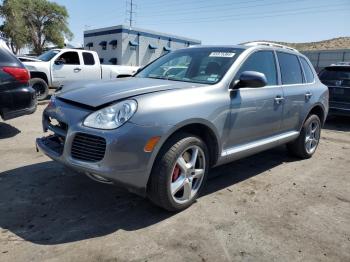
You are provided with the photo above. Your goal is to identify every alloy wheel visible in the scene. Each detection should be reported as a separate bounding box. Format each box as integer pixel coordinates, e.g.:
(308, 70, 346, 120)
(170, 145, 206, 204)
(305, 120, 320, 154)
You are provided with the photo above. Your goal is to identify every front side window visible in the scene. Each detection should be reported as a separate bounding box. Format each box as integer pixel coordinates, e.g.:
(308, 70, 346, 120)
(56, 51, 80, 65)
(136, 48, 244, 84)
(277, 52, 303, 85)
(83, 52, 95, 65)
(235, 51, 277, 86)
(300, 57, 315, 83)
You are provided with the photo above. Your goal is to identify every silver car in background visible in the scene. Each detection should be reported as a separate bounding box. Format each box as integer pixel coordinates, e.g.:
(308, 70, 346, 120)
(36, 42, 328, 211)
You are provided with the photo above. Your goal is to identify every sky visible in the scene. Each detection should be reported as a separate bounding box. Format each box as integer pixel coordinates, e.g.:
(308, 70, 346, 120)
(3, 0, 350, 46)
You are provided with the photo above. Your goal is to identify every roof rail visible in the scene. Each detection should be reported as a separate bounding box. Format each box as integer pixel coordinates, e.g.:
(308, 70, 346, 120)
(242, 42, 299, 52)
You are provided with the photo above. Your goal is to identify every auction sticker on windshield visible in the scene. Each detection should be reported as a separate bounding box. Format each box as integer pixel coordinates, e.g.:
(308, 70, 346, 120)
(209, 52, 235, 58)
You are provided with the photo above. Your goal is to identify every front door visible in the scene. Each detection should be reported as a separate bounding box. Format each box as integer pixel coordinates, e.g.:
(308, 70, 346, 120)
(51, 51, 82, 87)
(224, 50, 284, 150)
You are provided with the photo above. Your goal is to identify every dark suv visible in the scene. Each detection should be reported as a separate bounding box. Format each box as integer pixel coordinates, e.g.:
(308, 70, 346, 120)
(0, 46, 36, 120)
(319, 62, 350, 116)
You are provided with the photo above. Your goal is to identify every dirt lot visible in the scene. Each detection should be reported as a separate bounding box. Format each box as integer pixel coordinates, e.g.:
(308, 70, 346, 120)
(0, 105, 349, 262)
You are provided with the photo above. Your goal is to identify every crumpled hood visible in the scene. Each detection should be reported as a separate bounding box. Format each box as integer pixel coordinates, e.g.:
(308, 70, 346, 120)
(57, 77, 205, 107)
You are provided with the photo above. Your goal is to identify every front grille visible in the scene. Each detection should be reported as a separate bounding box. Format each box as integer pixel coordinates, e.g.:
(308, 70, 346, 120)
(71, 133, 106, 162)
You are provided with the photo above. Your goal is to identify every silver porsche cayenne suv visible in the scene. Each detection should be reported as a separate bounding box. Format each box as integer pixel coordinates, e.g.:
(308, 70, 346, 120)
(36, 42, 329, 211)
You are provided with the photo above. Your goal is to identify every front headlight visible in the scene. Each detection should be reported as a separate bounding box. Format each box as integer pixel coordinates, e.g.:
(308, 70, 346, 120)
(83, 100, 137, 129)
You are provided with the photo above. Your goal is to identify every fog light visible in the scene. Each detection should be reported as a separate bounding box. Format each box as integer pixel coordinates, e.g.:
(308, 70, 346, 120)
(144, 136, 161, 152)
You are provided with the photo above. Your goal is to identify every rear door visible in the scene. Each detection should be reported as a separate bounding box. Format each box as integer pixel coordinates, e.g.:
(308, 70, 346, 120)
(81, 52, 101, 80)
(319, 66, 350, 109)
(277, 52, 311, 132)
(51, 51, 82, 86)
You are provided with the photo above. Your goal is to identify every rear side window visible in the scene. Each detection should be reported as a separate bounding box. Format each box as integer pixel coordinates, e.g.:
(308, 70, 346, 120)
(300, 57, 314, 83)
(236, 51, 277, 86)
(277, 52, 303, 85)
(83, 52, 95, 65)
(0, 48, 21, 67)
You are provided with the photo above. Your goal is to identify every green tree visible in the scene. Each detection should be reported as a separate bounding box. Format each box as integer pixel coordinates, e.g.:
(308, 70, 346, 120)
(0, 0, 73, 54)
(0, 0, 29, 54)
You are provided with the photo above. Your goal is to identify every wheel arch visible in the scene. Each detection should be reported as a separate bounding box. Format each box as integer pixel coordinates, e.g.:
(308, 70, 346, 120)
(147, 118, 221, 176)
(29, 71, 49, 85)
(145, 119, 221, 192)
(304, 103, 326, 127)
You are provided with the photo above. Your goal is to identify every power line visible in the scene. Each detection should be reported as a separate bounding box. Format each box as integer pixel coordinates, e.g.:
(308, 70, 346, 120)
(138, 2, 349, 24)
(137, 0, 314, 18)
(140, 6, 349, 26)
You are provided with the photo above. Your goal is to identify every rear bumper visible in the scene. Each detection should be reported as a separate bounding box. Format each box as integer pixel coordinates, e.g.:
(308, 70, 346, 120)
(1, 86, 37, 120)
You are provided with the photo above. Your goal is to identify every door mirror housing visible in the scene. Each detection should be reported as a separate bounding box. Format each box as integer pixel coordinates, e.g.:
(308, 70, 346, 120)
(232, 71, 267, 89)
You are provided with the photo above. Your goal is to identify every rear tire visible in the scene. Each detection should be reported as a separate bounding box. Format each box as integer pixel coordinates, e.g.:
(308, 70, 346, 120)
(30, 78, 49, 101)
(148, 132, 209, 212)
(287, 114, 321, 159)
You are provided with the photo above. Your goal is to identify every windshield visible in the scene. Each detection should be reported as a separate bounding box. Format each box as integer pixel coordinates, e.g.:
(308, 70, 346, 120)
(136, 47, 243, 84)
(319, 67, 350, 87)
(37, 50, 60, 61)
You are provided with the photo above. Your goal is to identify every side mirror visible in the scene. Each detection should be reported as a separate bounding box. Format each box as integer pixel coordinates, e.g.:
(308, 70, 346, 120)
(54, 59, 64, 65)
(232, 71, 267, 89)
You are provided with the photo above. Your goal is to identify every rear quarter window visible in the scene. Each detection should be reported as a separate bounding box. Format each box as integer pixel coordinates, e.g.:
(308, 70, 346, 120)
(277, 52, 303, 85)
(300, 57, 315, 83)
(83, 52, 95, 65)
(0, 48, 22, 67)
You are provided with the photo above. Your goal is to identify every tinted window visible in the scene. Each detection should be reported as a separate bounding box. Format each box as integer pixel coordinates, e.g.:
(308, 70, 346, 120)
(319, 67, 350, 87)
(57, 51, 80, 65)
(83, 52, 95, 65)
(277, 52, 303, 85)
(300, 57, 314, 83)
(0, 48, 21, 66)
(236, 51, 277, 86)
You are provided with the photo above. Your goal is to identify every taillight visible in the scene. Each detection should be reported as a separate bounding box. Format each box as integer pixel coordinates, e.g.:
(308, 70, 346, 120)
(2, 67, 30, 83)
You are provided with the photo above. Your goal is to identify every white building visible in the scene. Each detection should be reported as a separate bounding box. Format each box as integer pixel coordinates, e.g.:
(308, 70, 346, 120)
(84, 25, 201, 66)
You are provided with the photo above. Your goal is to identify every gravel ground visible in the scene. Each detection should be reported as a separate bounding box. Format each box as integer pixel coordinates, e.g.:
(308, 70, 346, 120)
(0, 105, 349, 262)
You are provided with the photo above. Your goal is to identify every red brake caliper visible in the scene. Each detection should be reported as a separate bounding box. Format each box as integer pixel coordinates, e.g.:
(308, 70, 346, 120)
(172, 164, 180, 182)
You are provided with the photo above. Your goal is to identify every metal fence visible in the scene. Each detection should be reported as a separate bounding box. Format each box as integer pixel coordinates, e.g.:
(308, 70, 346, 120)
(301, 49, 350, 72)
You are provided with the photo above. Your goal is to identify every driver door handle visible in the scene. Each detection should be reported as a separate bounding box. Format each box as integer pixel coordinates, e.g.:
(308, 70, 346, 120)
(74, 68, 82, 72)
(274, 95, 285, 104)
(305, 92, 313, 100)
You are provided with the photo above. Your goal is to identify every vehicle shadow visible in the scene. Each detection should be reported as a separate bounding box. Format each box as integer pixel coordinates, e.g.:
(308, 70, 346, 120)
(0, 122, 21, 139)
(0, 146, 298, 245)
(324, 116, 350, 132)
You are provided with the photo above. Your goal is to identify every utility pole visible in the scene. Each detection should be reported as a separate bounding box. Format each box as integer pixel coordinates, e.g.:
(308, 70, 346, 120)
(126, 0, 136, 29)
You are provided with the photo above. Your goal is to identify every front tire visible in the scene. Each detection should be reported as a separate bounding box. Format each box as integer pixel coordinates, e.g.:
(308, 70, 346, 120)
(30, 78, 49, 101)
(287, 114, 321, 159)
(148, 133, 209, 212)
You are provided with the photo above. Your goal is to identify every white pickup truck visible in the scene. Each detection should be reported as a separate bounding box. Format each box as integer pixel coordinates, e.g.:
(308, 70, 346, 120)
(23, 49, 139, 100)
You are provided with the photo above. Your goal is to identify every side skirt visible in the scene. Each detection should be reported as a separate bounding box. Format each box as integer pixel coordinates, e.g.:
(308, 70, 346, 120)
(217, 131, 299, 165)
